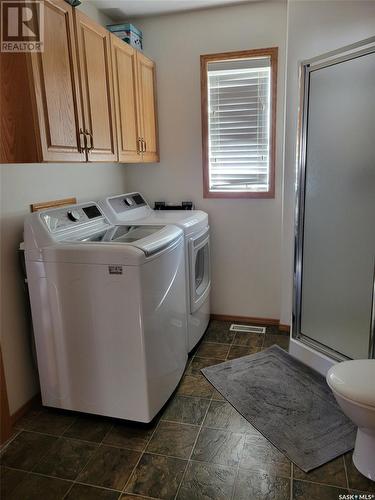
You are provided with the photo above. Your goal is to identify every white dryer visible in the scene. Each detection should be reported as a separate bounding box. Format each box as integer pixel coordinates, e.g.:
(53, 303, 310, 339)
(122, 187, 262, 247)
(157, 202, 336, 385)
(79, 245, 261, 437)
(99, 193, 211, 352)
(24, 202, 187, 423)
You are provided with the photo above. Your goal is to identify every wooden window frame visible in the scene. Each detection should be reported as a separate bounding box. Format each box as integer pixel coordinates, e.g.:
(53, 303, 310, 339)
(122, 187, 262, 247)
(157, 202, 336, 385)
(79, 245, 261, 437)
(201, 47, 278, 199)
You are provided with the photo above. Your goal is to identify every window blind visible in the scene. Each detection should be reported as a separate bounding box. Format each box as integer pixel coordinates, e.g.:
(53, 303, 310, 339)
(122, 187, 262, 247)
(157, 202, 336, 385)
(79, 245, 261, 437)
(207, 56, 271, 193)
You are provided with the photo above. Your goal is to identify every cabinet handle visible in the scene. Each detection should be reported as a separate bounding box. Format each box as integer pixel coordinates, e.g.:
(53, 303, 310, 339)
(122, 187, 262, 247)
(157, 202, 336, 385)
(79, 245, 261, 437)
(137, 138, 142, 155)
(78, 128, 86, 153)
(143, 139, 147, 152)
(85, 130, 94, 152)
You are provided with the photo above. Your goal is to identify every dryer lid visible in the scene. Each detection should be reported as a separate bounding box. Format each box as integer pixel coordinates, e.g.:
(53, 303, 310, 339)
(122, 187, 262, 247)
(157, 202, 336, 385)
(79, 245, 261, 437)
(100, 192, 208, 236)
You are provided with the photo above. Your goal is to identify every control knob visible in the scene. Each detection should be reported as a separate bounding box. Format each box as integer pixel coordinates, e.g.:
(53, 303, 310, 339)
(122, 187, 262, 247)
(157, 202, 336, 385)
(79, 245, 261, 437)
(67, 210, 80, 222)
(124, 197, 134, 207)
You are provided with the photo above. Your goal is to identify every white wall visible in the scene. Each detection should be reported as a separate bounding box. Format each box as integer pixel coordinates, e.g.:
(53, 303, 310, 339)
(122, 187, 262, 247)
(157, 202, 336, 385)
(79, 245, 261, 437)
(79, 0, 111, 24)
(0, 4, 127, 414)
(280, 0, 375, 326)
(126, 1, 287, 319)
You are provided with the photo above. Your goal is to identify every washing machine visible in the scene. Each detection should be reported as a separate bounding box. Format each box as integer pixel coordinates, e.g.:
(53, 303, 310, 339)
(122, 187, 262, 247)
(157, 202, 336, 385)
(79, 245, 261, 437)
(99, 193, 211, 352)
(24, 202, 187, 423)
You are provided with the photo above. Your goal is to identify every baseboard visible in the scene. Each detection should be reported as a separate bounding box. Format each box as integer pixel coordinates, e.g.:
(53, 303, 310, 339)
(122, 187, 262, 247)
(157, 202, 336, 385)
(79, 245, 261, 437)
(10, 393, 41, 426)
(211, 314, 290, 332)
(211, 314, 280, 326)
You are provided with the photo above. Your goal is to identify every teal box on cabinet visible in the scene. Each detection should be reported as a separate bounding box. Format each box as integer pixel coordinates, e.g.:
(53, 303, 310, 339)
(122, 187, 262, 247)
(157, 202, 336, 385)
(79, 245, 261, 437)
(64, 0, 81, 5)
(107, 23, 143, 51)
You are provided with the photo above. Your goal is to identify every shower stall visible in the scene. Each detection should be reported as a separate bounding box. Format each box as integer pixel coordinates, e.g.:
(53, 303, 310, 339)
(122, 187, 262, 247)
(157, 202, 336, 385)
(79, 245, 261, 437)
(292, 37, 375, 371)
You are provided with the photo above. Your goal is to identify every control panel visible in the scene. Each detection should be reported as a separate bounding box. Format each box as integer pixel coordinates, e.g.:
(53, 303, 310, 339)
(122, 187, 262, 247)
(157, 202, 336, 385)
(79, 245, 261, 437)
(41, 203, 105, 233)
(108, 193, 148, 215)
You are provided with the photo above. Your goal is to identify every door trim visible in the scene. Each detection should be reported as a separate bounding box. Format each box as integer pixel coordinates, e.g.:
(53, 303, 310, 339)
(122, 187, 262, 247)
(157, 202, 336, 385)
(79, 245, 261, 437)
(0, 346, 12, 445)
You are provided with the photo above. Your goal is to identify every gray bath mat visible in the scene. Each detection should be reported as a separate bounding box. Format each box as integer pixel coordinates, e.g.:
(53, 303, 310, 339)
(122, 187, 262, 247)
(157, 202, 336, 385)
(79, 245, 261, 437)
(201, 345, 356, 472)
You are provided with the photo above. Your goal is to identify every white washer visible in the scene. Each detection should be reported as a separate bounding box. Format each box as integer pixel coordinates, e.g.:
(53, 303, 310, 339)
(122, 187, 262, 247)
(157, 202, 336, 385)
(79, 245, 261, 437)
(99, 193, 211, 352)
(24, 202, 187, 423)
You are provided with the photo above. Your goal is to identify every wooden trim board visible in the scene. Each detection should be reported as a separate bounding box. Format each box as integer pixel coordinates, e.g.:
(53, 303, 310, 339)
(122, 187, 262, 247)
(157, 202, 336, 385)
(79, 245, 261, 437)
(211, 314, 279, 325)
(10, 393, 41, 426)
(31, 197, 77, 212)
(211, 314, 290, 332)
(0, 346, 12, 445)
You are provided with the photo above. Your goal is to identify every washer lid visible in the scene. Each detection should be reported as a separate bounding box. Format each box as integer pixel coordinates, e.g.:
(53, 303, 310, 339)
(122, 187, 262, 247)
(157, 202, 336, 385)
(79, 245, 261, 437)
(327, 359, 375, 408)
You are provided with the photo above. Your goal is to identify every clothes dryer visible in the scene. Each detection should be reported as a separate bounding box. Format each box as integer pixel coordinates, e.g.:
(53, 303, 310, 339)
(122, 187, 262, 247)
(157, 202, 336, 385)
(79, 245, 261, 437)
(99, 193, 210, 351)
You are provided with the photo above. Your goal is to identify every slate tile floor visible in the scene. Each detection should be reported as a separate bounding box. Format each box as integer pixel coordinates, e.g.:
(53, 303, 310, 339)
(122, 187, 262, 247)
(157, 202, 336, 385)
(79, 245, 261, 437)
(1, 320, 375, 500)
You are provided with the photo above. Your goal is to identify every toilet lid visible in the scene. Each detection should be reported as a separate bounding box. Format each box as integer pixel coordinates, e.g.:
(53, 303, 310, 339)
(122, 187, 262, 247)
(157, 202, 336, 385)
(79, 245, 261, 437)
(327, 360, 375, 408)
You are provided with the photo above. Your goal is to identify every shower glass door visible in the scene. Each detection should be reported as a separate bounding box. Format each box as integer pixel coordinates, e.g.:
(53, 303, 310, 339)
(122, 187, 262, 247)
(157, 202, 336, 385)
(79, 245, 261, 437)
(294, 39, 375, 360)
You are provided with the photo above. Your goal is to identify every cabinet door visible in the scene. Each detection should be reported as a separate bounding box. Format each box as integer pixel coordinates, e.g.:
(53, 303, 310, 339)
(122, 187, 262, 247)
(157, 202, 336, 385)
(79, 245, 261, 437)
(29, 0, 85, 162)
(75, 10, 117, 162)
(137, 53, 159, 163)
(111, 35, 141, 163)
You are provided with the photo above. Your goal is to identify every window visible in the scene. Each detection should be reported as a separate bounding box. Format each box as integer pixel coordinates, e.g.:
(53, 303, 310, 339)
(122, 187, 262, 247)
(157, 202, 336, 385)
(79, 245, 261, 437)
(201, 48, 278, 198)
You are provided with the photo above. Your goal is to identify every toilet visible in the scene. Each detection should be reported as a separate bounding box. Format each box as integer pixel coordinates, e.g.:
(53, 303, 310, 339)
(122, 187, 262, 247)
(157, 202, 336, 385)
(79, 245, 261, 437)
(326, 359, 375, 481)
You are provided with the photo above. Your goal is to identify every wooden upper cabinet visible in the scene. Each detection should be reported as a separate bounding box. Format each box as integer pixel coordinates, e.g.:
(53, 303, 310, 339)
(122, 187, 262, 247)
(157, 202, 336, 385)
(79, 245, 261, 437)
(111, 35, 159, 164)
(74, 10, 117, 162)
(0, 0, 158, 165)
(137, 53, 159, 163)
(29, 0, 85, 162)
(111, 35, 141, 163)
(1, 0, 85, 163)
(0, 51, 39, 163)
